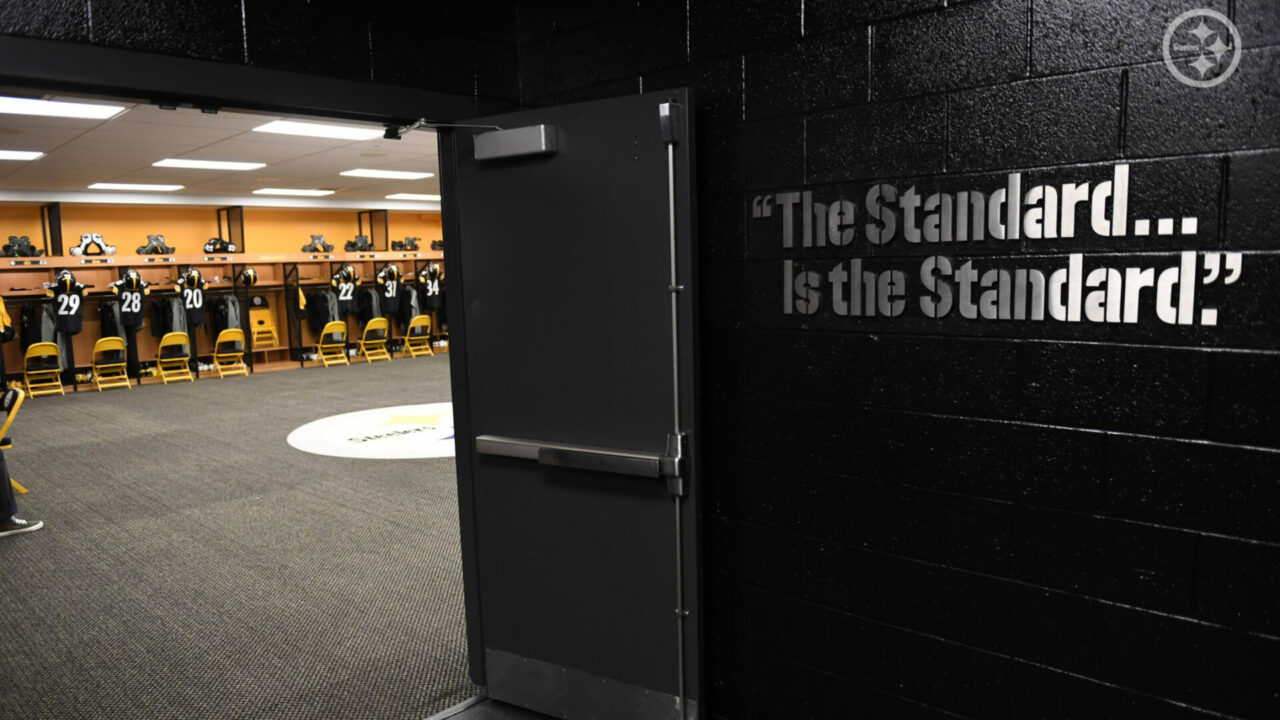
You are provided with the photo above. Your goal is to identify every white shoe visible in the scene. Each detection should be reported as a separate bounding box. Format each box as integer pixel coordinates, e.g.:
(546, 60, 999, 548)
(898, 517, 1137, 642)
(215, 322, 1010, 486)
(0, 516, 43, 538)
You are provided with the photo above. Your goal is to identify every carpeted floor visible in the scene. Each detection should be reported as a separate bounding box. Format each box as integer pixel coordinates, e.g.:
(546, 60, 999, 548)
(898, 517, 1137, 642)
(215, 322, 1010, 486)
(0, 356, 479, 719)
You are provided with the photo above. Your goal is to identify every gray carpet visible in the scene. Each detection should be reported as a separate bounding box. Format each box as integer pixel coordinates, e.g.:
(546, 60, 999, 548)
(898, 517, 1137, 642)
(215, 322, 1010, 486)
(0, 356, 480, 719)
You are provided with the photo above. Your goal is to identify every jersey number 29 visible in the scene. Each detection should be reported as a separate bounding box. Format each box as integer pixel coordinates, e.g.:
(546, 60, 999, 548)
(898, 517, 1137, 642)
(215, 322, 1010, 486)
(57, 294, 81, 316)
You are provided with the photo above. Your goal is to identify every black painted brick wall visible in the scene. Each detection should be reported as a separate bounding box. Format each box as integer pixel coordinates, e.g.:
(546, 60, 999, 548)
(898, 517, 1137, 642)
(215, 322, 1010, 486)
(0, 0, 520, 110)
(517, 1, 1280, 719)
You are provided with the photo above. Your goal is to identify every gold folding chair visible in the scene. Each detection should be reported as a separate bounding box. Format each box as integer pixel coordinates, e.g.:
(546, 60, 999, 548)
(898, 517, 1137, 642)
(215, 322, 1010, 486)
(404, 315, 434, 357)
(358, 317, 391, 362)
(23, 342, 64, 397)
(156, 332, 194, 384)
(213, 328, 248, 378)
(315, 320, 349, 367)
(92, 336, 132, 391)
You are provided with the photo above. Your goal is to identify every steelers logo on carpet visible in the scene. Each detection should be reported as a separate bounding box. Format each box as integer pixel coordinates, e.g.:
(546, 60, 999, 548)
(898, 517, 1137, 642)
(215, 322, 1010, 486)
(287, 403, 455, 459)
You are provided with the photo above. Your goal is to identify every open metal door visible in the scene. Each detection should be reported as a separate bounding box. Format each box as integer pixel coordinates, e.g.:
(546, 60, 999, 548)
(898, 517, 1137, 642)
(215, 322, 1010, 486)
(439, 89, 700, 720)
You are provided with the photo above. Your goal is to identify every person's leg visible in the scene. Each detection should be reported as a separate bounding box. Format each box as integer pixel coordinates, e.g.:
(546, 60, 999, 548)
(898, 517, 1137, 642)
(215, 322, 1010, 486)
(0, 452, 16, 519)
(0, 449, 42, 536)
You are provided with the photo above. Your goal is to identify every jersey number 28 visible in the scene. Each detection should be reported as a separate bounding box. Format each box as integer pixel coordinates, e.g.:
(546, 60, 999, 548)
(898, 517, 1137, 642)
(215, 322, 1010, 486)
(120, 291, 142, 313)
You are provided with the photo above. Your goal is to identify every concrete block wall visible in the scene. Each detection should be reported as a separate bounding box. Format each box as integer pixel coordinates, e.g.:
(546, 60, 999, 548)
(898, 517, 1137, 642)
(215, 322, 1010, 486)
(515, 1, 1280, 718)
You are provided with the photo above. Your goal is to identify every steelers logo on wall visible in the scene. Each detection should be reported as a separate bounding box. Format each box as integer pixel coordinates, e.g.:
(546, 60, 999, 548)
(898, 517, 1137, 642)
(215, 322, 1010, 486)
(287, 403, 455, 459)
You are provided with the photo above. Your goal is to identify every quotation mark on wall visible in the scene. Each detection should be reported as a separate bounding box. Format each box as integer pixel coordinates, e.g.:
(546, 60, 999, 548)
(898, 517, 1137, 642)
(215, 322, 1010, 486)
(752, 195, 774, 219)
(1200, 251, 1242, 326)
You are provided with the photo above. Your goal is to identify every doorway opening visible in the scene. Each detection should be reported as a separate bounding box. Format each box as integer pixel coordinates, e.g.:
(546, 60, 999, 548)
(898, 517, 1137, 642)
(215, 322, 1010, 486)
(1, 38, 703, 720)
(0, 67, 471, 719)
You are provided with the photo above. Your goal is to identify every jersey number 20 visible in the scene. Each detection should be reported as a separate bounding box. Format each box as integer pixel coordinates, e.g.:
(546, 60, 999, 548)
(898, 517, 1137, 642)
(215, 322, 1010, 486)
(182, 287, 204, 309)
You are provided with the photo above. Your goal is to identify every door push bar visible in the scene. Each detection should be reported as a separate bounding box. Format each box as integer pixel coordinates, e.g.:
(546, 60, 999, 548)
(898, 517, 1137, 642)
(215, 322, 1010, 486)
(475, 433, 684, 486)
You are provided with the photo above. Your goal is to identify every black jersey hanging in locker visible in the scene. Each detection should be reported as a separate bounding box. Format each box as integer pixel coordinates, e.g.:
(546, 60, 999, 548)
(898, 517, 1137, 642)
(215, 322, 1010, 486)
(376, 264, 402, 315)
(47, 270, 87, 334)
(111, 269, 150, 328)
(418, 264, 444, 311)
(331, 264, 359, 317)
(176, 267, 208, 325)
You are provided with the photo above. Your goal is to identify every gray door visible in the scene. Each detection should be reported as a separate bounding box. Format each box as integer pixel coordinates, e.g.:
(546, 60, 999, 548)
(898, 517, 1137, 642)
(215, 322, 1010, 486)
(439, 90, 700, 720)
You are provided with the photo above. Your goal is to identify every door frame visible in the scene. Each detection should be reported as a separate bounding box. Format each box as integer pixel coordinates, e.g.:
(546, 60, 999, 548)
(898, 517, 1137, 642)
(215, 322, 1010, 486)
(0, 35, 477, 124)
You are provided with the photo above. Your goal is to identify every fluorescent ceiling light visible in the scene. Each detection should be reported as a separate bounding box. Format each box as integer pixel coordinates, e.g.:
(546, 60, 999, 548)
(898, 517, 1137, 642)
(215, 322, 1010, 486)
(386, 193, 441, 201)
(253, 188, 335, 196)
(341, 168, 434, 180)
(153, 158, 266, 171)
(88, 182, 183, 192)
(0, 150, 45, 161)
(252, 120, 382, 141)
(0, 96, 126, 119)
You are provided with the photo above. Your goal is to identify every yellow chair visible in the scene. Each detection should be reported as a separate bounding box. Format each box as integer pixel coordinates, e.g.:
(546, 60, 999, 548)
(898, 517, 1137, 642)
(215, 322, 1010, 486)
(249, 306, 279, 349)
(1, 387, 27, 494)
(213, 328, 248, 378)
(156, 332, 194, 384)
(315, 320, 349, 367)
(91, 336, 131, 391)
(22, 342, 64, 397)
(358, 317, 391, 362)
(404, 314, 434, 357)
